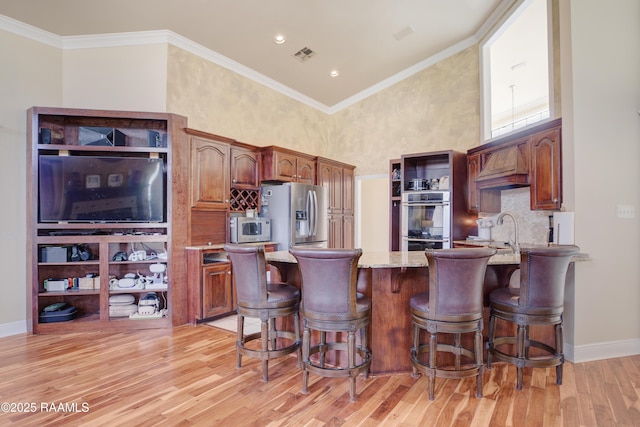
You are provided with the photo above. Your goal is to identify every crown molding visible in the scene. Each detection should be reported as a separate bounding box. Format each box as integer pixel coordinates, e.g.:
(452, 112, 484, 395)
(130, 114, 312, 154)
(0, 14, 61, 48)
(1, 3, 513, 114)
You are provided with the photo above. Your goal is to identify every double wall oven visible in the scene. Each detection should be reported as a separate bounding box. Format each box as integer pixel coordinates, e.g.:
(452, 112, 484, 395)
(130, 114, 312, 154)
(401, 191, 451, 251)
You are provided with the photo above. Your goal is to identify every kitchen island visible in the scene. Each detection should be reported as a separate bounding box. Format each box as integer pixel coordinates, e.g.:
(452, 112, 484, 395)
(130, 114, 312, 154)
(266, 249, 588, 375)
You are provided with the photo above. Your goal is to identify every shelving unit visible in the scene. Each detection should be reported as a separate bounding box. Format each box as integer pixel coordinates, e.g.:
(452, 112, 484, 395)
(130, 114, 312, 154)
(389, 159, 401, 251)
(27, 107, 188, 333)
(389, 150, 476, 251)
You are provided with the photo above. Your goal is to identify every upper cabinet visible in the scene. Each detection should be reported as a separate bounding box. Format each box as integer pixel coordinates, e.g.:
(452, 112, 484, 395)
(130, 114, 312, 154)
(467, 118, 562, 212)
(186, 129, 231, 210)
(530, 126, 562, 210)
(262, 146, 316, 184)
(185, 129, 232, 246)
(230, 144, 260, 190)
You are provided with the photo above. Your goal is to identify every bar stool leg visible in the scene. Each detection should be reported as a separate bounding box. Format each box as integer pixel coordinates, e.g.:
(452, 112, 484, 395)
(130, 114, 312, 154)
(261, 319, 269, 381)
(236, 314, 245, 368)
(555, 322, 564, 385)
(302, 327, 310, 394)
(411, 323, 420, 378)
(360, 326, 369, 379)
(348, 330, 356, 403)
(487, 314, 496, 368)
(475, 328, 484, 398)
(516, 324, 526, 390)
(428, 331, 437, 400)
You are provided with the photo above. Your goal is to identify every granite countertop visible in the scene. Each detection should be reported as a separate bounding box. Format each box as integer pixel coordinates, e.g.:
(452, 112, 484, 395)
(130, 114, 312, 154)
(266, 250, 521, 268)
(185, 241, 279, 250)
(266, 249, 590, 269)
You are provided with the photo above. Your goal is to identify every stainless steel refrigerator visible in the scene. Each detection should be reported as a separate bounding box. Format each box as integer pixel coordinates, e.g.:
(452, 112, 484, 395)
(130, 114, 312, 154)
(260, 182, 328, 251)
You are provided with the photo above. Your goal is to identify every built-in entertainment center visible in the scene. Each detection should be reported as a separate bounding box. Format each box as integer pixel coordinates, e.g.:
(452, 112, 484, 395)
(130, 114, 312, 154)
(27, 107, 189, 333)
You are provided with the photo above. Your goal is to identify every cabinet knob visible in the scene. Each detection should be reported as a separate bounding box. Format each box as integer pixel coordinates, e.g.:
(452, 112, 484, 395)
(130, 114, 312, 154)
(227, 271, 231, 275)
(232, 178, 236, 183)
(553, 198, 558, 202)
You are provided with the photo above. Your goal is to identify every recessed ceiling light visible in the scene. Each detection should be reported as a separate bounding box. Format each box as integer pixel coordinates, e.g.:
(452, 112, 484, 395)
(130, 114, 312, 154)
(274, 34, 286, 45)
(329, 70, 340, 77)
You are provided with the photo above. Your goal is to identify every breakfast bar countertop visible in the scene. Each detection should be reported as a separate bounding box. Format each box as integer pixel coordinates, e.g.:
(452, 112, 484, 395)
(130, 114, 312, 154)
(265, 249, 589, 268)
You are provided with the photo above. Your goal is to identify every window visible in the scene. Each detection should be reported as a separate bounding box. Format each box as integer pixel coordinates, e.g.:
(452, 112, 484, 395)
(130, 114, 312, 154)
(481, 0, 552, 139)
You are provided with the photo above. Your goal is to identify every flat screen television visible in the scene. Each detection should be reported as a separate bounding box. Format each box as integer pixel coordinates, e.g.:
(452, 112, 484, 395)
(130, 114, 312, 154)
(39, 155, 166, 223)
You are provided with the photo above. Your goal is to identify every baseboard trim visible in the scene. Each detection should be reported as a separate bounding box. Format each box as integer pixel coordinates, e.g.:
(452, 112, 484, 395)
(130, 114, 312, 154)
(565, 338, 640, 363)
(0, 321, 28, 338)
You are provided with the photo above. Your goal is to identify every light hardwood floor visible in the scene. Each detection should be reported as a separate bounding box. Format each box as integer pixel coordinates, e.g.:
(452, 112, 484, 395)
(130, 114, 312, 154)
(0, 324, 638, 426)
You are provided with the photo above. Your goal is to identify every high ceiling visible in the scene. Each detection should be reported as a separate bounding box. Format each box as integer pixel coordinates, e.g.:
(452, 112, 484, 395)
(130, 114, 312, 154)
(0, 0, 516, 111)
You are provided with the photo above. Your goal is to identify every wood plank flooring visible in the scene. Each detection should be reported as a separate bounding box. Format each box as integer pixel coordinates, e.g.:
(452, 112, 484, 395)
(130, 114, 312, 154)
(0, 324, 638, 426)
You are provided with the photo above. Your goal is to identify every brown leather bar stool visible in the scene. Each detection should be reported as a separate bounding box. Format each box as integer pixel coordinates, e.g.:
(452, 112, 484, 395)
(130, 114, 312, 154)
(289, 247, 371, 403)
(224, 244, 301, 381)
(410, 247, 496, 400)
(487, 245, 580, 390)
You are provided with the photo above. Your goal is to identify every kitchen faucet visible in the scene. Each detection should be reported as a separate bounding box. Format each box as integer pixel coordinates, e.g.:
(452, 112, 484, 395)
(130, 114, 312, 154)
(496, 211, 520, 254)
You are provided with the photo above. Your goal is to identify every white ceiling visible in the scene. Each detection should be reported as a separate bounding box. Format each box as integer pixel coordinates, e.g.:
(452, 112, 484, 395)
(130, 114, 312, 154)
(0, 0, 517, 111)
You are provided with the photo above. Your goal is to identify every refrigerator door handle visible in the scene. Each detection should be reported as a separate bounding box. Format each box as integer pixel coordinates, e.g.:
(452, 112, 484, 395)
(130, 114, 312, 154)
(305, 190, 313, 237)
(311, 190, 318, 236)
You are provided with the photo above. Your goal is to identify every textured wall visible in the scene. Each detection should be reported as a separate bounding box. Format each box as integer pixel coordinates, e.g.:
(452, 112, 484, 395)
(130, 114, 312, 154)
(166, 45, 329, 156)
(329, 46, 481, 176)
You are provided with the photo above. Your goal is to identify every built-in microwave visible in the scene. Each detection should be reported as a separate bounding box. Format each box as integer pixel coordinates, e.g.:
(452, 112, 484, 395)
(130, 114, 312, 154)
(229, 217, 271, 243)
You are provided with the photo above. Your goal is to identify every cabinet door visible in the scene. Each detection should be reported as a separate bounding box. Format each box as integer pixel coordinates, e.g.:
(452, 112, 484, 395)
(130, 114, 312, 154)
(467, 153, 480, 213)
(231, 146, 260, 189)
(330, 166, 344, 213)
(272, 151, 298, 182)
(530, 127, 562, 210)
(296, 156, 316, 184)
(317, 161, 332, 194)
(201, 263, 233, 319)
(342, 215, 355, 249)
(342, 166, 354, 215)
(328, 214, 341, 248)
(190, 136, 230, 209)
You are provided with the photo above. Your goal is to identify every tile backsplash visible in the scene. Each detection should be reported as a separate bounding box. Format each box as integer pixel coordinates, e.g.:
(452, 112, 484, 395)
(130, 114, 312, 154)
(479, 187, 553, 245)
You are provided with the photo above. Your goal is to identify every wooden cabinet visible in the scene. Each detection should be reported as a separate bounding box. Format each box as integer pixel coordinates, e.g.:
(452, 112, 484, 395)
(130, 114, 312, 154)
(466, 152, 501, 214)
(467, 153, 480, 213)
(530, 126, 562, 210)
(27, 107, 189, 333)
(262, 146, 316, 184)
(187, 130, 231, 209)
(201, 261, 233, 319)
(230, 143, 261, 213)
(187, 248, 233, 321)
(398, 150, 474, 248)
(185, 129, 232, 246)
(317, 158, 356, 248)
(466, 118, 562, 212)
(230, 145, 260, 190)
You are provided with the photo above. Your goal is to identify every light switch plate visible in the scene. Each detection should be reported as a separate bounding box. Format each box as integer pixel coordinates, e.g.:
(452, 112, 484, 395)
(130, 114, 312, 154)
(616, 205, 636, 219)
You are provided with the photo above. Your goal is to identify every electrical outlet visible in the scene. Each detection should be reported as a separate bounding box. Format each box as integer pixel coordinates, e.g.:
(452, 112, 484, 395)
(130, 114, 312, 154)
(616, 205, 636, 219)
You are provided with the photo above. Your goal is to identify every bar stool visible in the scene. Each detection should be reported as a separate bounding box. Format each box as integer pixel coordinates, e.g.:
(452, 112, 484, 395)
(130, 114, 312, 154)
(410, 248, 496, 400)
(224, 244, 301, 381)
(487, 245, 579, 390)
(289, 247, 371, 403)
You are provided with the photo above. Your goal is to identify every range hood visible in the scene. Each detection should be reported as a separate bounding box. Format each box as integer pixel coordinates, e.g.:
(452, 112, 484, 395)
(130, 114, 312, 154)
(475, 143, 529, 189)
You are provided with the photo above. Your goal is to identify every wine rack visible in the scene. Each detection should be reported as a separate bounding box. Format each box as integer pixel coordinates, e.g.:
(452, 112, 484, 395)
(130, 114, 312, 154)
(230, 188, 259, 212)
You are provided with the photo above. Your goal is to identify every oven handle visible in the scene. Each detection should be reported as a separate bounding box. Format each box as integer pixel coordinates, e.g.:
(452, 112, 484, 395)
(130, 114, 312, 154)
(401, 202, 450, 207)
(402, 237, 450, 242)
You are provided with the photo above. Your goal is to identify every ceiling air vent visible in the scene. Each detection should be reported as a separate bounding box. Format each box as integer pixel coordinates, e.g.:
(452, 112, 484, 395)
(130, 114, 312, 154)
(293, 47, 316, 62)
